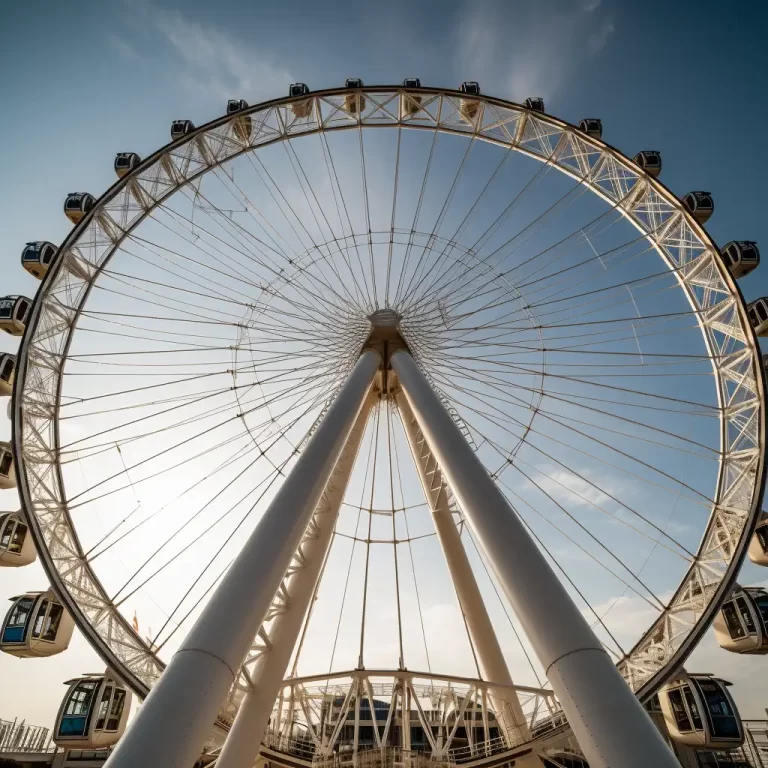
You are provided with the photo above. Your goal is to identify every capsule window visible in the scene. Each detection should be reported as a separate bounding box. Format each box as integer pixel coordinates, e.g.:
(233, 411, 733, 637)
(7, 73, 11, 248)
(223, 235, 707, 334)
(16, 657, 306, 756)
(32, 601, 63, 641)
(699, 682, 739, 739)
(753, 592, 768, 626)
(42, 247, 54, 265)
(722, 601, 745, 639)
(3, 597, 34, 643)
(1, 358, 13, 382)
(756, 303, 768, 323)
(95, 686, 113, 730)
(0, 304, 12, 320)
(0, 452, 11, 477)
(59, 681, 98, 737)
(684, 688, 703, 731)
(735, 596, 756, 634)
(667, 689, 692, 732)
(106, 690, 126, 731)
(16, 300, 29, 322)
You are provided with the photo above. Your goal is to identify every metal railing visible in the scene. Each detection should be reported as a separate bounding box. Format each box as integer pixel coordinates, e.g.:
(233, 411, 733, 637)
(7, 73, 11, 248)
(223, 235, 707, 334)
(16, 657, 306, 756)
(0, 717, 55, 754)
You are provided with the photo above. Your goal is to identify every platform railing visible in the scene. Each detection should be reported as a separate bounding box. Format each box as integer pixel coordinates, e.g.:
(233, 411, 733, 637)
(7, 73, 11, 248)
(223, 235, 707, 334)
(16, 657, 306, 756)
(0, 717, 55, 753)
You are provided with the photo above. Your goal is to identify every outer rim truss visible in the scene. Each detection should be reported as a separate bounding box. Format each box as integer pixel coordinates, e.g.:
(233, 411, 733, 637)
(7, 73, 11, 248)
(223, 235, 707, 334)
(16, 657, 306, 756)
(10, 86, 766, 723)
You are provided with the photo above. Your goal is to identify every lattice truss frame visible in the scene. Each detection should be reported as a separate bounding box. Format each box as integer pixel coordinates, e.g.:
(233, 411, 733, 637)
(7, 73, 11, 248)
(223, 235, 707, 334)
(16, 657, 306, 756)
(11, 87, 766, 724)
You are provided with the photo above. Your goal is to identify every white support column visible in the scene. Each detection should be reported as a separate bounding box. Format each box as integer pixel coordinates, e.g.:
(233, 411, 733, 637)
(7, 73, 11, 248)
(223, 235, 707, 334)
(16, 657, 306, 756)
(104, 350, 381, 768)
(216, 396, 374, 768)
(397, 392, 529, 746)
(390, 349, 678, 768)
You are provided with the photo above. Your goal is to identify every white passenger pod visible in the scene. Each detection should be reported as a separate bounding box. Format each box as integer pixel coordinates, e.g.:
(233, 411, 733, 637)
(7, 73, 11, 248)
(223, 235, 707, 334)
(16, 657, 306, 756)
(343, 78, 366, 115)
(227, 99, 251, 143)
(114, 152, 141, 178)
(579, 118, 602, 140)
(0, 353, 15, 396)
(64, 193, 95, 225)
(0, 441, 15, 489)
(170, 119, 195, 141)
(721, 240, 759, 279)
(682, 191, 714, 224)
(0, 590, 74, 657)
(21, 241, 57, 279)
(714, 586, 768, 654)
(749, 511, 768, 565)
(659, 672, 743, 749)
(0, 296, 31, 336)
(748, 298, 768, 337)
(524, 97, 545, 113)
(400, 78, 422, 118)
(54, 671, 132, 748)
(0, 512, 36, 567)
(289, 83, 312, 118)
(633, 151, 662, 177)
(459, 81, 481, 121)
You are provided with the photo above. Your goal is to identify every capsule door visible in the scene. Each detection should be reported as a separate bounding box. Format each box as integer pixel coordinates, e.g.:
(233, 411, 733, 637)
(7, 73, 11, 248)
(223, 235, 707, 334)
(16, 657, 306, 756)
(55, 674, 132, 748)
(0, 512, 36, 567)
(0, 442, 16, 489)
(0, 353, 15, 396)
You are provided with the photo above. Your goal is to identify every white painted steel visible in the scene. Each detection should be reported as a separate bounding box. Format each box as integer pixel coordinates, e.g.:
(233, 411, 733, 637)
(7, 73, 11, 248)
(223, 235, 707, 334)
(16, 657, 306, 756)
(396, 392, 529, 745)
(391, 348, 678, 768)
(216, 396, 375, 768)
(103, 349, 381, 768)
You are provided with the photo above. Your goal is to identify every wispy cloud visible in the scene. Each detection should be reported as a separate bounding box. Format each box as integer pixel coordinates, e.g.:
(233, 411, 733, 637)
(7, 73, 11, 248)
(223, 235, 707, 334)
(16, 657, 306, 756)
(128, 2, 293, 102)
(457, 0, 615, 101)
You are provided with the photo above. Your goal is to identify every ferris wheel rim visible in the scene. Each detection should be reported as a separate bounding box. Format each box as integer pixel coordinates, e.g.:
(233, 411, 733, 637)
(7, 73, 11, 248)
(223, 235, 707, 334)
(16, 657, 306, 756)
(11, 84, 766, 720)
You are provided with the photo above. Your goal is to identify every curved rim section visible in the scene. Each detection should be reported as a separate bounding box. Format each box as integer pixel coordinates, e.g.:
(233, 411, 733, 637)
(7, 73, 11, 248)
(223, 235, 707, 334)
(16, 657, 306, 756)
(12, 86, 766, 714)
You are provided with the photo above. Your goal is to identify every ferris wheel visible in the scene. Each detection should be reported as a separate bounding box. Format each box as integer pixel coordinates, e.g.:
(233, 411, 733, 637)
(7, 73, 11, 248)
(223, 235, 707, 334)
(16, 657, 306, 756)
(1, 81, 766, 768)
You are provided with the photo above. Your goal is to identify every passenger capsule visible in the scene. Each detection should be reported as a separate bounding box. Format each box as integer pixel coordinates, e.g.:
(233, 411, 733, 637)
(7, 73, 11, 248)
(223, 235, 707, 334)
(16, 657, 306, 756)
(0, 442, 15, 489)
(748, 298, 768, 337)
(0, 296, 31, 336)
(64, 193, 95, 225)
(0, 353, 15, 397)
(682, 191, 714, 224)
(114, 152, 141, 179)
(54, 671, 132, 748)
(525, 97, 545, 113)
(459, 81, 481, 122)
(714, 586, 768, 654)
(289, 83, 312, 118)
(720, 240, 760, 279)
(0, 512, 36, 567)
(21, 241, 57, 280)
(749, 511, 768, 565)
(170, 119, 195, 141)
(227, 99, 251, 143)
(633, 151, 662, 178)
(400, 78, 422, 118)
(659, 672, 743, 749)
(343, 78, 366, 115)
(579, 118, 603, 140)
(1, 589, 74, 657)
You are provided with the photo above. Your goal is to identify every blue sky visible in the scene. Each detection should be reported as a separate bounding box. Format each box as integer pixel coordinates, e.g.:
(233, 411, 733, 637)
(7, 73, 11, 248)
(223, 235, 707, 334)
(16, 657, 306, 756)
(1, 0, 768, 733)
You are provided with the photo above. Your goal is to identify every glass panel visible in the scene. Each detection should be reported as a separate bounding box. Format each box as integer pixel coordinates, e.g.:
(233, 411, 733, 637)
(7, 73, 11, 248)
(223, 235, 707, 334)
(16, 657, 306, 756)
(9, 523, 25, 554)
(95, 686, 112, 730)
(683, 687, 703, 730)
(16, 301, 29, 321)
(32, 600, 49, 638)
(758, 303, 768, 323)
(752, 593, 768, 627)
(667, 689, 692, 732)
(0, 306, 12, 319)
(735, 596, 757, 634)
(0, 518, 11, 550)
(22, 247, 39, 262)
(59, 681, 98, 738)
(42, 603, 64, 641)
(0, 452, 11, 477)
(722, 601, 745, 639)
(106, 690, 126, 731)
(698, 681, 740, 740)
(756, 526, 768, 553)
(3, 596, 35, 643)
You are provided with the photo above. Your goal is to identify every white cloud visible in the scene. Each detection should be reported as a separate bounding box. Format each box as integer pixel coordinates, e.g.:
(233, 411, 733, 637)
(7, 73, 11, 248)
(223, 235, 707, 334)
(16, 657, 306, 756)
(587, 19, 615, 56)
(132, 3, 294, 102)
(457, 0, 615, 100)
